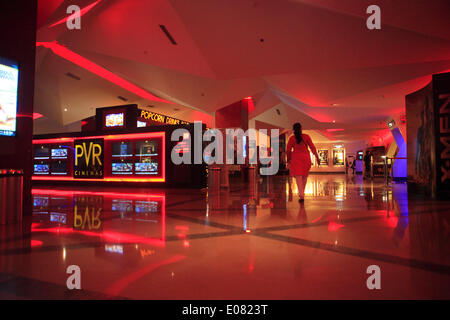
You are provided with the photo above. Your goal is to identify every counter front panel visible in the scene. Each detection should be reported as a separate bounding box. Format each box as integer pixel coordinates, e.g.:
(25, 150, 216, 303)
(32, 132, 165, 183)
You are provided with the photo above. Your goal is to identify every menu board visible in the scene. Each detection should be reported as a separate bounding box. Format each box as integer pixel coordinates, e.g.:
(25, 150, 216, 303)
(318, 150, 329, 166)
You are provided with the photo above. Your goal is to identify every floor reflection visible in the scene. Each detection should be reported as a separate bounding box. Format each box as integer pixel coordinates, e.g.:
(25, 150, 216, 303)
(0, 174, 448, 299)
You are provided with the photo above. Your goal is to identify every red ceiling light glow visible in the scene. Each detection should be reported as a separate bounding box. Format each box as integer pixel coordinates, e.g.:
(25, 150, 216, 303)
(243, 96, 255, 113)
(36, 41, 172, 104)
(326, 128, 344, 132)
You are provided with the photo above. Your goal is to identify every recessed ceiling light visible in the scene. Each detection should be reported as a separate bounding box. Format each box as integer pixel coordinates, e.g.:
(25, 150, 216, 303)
(64, 108, 68, 112)
(332, 120, 336, 123)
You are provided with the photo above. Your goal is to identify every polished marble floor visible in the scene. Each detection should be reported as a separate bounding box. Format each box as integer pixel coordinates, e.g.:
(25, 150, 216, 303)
(0, 174, 449, 299)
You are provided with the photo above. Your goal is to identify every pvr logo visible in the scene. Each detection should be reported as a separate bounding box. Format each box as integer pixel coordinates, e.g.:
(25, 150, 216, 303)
(74, 139, 104, 178)
(75, 142, 102, 166)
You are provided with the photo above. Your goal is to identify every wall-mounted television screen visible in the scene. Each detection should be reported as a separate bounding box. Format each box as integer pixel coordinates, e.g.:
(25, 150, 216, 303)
(105, 112, 124, 128)
(34, 146, 50, 159)
(51, 161, 67, 175)
(112, 142, 133, 157)
(135, 140, 158, 156)
(135, 161, 158, 174)
(0, 57, 19, 137)
(51, 148, 67, 159)
(34, 164, 49, 174)
(112, 162, 133, 174)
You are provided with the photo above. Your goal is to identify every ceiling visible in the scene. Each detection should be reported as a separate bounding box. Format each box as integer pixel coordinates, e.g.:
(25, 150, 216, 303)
(34, 0, 450, 143)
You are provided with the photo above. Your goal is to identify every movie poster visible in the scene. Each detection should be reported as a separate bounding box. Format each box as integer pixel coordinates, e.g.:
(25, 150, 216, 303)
(406, 83, 435, 188)
(0, 60, 19, 136)
(333, 148, 344, 166)
(318, 150, 329, 166)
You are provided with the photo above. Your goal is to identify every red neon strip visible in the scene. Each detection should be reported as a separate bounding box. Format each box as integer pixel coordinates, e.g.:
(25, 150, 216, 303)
(48, 0, 102, 28)
(32, 190, 166, 242)
(326, 128, 344, 132)
(32, 189, 165, 199)
(32, 131, 165, 144)
(32, 176, 165, 182)
(36, 41, 171, 104)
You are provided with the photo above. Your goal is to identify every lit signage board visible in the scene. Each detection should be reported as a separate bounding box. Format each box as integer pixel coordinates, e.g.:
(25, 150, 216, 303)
(139, 110, 190, 125)
(0, 58, 19, 137)
(74, 139, 104, 178)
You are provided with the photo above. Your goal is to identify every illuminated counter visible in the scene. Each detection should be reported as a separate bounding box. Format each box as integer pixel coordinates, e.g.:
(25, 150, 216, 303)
(32, 124, 206, 188)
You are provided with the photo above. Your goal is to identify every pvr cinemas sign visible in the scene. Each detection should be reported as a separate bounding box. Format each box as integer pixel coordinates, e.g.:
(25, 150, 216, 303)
(74, 139, 104, 178)
(438, 93, 450, 188)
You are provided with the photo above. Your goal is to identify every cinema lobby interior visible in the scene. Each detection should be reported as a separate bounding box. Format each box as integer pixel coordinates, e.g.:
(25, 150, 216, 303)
(0, 0, 449, 302)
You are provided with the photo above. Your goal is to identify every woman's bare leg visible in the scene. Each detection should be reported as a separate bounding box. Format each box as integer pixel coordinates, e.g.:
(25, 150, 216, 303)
(295, 175, 304, 199)
(302, 174, 308, 196)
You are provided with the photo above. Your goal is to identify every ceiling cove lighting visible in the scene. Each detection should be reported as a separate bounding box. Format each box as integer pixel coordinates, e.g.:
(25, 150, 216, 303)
(326, 128, 344, 132)
(48, 0, 102, 28)
(36, 41, 172, 104)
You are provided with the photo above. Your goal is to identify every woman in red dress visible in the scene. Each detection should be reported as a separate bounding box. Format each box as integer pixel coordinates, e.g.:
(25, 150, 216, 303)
(286, 122, 319, 202)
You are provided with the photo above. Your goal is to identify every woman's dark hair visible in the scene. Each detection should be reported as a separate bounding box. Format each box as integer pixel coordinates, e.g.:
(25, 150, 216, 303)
(293, 122, 302, 144)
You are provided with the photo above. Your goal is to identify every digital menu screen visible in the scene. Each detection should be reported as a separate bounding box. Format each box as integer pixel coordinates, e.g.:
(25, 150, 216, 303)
(34, 146, 50, 159)
(112, 142, 133, 157)
(0, 58, 19, 137)
(135, 161, 158, 174)
(105, 113, 124, 127)
(51, 148, 67, 159)
(34, 163, 50, 175)
(51, 161, 67, 175)
(135, 140, 158, 156)
(112, 162, 133, 174)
